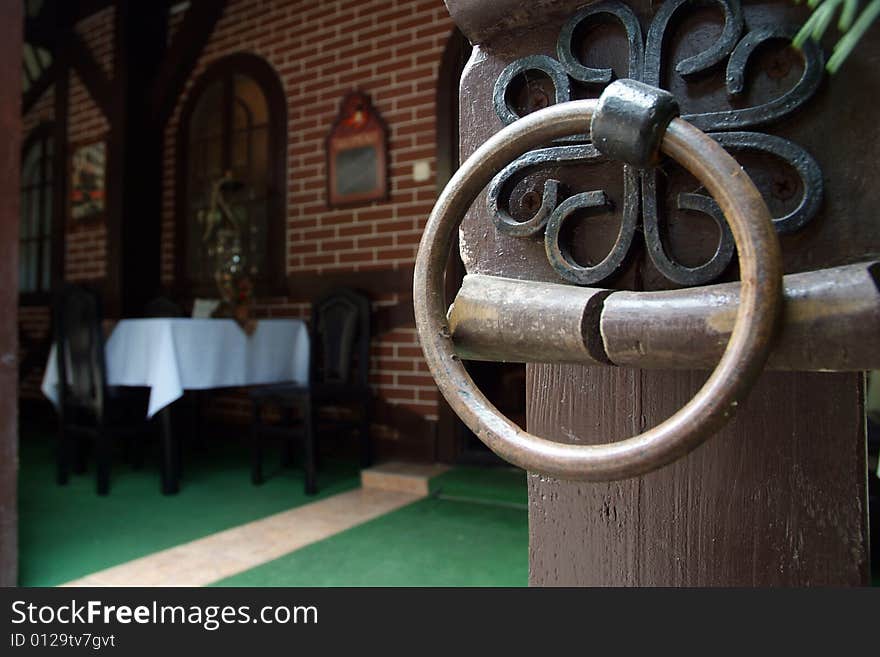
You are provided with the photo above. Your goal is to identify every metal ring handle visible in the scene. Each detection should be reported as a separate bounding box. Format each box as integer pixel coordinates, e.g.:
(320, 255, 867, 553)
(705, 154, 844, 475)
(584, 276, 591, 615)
(413, 98, 783, 481)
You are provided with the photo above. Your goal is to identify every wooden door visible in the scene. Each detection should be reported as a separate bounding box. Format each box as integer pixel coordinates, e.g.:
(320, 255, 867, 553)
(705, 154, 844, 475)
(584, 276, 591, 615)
(444, 0, 875, 585)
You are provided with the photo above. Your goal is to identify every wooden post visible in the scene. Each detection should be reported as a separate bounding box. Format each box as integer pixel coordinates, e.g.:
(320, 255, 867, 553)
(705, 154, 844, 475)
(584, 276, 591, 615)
(105, 0, 168, 317)
(445, 0, 874, 585)
(0, 0, 23, 587)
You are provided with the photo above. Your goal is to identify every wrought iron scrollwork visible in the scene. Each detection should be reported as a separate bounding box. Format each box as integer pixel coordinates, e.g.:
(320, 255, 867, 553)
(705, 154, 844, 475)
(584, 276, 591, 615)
(490, 0, 825, 287)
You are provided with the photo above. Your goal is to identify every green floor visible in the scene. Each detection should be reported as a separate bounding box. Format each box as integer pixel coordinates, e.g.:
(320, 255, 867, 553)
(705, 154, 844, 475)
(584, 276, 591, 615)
(214, 466, 529, 587)
(18, 424, 360, 586)
(19, 419, 529, 587)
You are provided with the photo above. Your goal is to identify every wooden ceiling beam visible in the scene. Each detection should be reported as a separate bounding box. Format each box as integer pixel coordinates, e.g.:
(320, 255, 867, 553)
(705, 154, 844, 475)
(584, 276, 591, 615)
(22, 57, 58, 115)
(151, 0, 227, 127)
(67, 31, 112, 117)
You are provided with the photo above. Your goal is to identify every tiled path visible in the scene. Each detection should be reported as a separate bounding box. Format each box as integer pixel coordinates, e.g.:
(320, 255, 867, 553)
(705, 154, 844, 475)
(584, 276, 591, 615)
(62, 463, 448, 587)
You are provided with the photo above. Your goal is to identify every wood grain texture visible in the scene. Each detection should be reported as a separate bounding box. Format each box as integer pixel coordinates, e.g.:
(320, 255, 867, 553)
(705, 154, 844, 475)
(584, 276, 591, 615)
(451, 0, 872, 585)
(526, 367, 867, 586)
(0, 0, 22, 587)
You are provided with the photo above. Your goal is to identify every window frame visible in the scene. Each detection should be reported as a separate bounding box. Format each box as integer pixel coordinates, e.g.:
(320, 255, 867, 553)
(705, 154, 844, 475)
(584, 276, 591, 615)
(19, 121, 63, 306)
(174, 53, 287, 298)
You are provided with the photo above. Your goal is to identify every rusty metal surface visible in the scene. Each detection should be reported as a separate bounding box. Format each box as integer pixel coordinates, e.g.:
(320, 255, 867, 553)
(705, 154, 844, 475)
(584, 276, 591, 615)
(590, 79, 680, 168)
(603, 261, 880, 371)
(448, 274, 611, 364)
(460, 0, 863, 294)
(413, 93, 783, 481)
(449, 263, 880, 372)
(486, 0, 825, 288)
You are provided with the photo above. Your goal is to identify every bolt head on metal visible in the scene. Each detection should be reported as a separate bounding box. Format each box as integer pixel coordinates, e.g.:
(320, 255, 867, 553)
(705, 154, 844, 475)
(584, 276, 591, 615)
(590, 79, 680, 168)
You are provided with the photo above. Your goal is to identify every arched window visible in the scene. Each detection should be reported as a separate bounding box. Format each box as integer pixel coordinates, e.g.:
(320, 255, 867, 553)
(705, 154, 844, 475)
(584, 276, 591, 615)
(176, 54, 286, 295)
(20, 123, 57, 298)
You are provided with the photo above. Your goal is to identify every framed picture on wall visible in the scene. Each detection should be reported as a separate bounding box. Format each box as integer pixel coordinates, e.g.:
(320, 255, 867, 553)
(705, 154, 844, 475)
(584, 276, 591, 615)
(69, 139, 106, 223)
(326, 91, 388, 207)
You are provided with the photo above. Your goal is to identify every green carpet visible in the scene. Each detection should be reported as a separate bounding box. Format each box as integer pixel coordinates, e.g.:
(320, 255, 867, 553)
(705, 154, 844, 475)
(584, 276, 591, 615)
(212, 466, 529, 587)
(18, 424, 360, 587)
(430, 464, 528, 507)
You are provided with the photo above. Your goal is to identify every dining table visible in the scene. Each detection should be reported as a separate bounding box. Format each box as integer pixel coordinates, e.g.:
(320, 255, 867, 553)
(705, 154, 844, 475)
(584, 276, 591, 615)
(41, 317, 310, 494)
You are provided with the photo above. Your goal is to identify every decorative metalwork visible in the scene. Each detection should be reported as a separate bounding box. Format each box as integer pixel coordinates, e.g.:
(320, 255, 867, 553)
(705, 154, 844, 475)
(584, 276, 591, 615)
(490, 0, 825, 286)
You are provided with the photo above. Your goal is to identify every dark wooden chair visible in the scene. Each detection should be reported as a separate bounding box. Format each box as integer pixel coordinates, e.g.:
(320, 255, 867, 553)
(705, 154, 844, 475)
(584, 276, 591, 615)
(53, 284, 151, 495)
(250, 288, 373, 494)
(142, 296, 185, 318)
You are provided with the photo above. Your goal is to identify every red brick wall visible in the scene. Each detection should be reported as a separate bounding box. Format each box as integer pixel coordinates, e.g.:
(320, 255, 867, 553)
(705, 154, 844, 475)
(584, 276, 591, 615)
(20, 1, 453, 449)
(66, 7, 113, 283)
(19, 7, 115, 401)
(161, 0, 452, 433)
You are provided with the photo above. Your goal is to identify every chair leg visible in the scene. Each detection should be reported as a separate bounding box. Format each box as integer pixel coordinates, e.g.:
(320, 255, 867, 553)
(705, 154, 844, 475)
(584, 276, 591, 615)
(57, 417, 70, 486)
(251, 399, 264, 485)
(131, 432, 145, 470)
(303, 399, 317, 495)
(95, 427, 110, 496)
(73, 435, 88, 474)
(281, 406, 295, 468)
(360, 398, 372, 468)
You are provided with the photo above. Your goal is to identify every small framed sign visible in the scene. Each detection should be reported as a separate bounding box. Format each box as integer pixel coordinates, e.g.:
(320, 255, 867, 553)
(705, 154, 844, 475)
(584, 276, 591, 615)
(326, 91, 388, 207)
(69, 139, 106, 223)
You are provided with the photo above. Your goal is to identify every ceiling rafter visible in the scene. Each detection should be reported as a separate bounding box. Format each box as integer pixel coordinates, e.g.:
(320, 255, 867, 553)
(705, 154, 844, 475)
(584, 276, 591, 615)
(151, 0, 227, 127)
(67, 30, 112, 118)
(22, 57, 57, 115)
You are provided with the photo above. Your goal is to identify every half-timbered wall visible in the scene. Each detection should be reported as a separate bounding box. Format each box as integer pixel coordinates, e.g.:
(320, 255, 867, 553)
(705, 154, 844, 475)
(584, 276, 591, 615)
(20, 0, 455, 459)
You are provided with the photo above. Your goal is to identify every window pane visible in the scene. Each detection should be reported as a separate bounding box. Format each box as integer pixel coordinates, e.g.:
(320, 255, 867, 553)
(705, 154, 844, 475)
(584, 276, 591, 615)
(233, 125, 268, 187)
(191, 136, 223, 182)
(22, 141, 41, 186)
(231, 129, 249, 170)
(189, 80, 223, 141)
(21, 241, 37, 292)
(20, 188, 31, 239)
(233, 98, 252, 131)
(42, 186, 52, 236)
(45, 137, 53, 182)
(243, 201, 267, 275)
(18, 244, 26, 292)
(36, 46, 52, 70)
(41, 238, 51, 290)
(185, 70, 276, 288)
(234, 75, 267, 125)
(29, 187, 40, 240)
(20, 131, 55, 293)
(22, 44, 41, 85)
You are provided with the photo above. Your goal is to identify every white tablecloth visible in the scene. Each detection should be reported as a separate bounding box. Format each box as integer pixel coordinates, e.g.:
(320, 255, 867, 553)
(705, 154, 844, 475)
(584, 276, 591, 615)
(42, 318, 309, 418)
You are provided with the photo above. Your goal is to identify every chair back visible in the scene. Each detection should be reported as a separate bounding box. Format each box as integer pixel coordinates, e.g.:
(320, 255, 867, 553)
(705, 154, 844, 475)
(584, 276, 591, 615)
(53, 284, 107, 419)
(143, 296, 184, 318)
(313, 289, 370, 386)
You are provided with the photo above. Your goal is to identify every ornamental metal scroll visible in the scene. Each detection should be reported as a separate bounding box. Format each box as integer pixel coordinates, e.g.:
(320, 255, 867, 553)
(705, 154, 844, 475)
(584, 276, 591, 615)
(489, 0, 825, 286)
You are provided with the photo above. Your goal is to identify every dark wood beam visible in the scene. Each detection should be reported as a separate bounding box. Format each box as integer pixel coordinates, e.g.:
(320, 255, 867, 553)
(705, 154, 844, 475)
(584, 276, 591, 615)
(22, 57, 58, 115)
(152, 0, 226, 126)
(52, 55, 69, 292)
(70, 0, 116, 24)
(0, 0, 23, 588)
(23, 0, 58, 49)
(104, 0, 169, 317)
(68, 31, 112, 117)
(25, 0, 116, 48)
